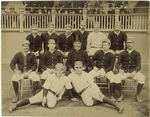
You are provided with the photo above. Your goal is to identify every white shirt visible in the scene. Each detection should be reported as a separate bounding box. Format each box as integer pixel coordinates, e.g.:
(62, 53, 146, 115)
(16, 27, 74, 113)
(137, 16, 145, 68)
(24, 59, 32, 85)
(65, 71, 94, 93)
(43, 74, 67, 95)
(127, 49, 134, 54)
(87, 31, 107, 50)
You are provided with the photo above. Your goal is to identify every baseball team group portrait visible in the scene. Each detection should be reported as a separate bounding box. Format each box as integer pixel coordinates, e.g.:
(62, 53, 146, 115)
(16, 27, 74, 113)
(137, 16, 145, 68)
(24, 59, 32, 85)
(1, 1, 149, 116)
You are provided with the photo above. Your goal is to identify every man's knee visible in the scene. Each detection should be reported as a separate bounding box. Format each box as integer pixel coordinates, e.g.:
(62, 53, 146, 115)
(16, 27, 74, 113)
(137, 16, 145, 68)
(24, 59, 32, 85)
(106, 71, 115, 83)
(135, 73, 145, 84)
(29, 72, 40, 81)
(83, 99, 93, 107)
(41, 71, 49, 80)
(11, 73, 21, 82)
(47, 102, 56, 108)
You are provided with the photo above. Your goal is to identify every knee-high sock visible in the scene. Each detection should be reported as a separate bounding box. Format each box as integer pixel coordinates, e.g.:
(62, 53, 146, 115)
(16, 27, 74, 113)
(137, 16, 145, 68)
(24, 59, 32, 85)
(110, 83, 115, 96)
(103, 97, 119, 110)
(12, 81, 19, 96)
(16, 99, 30, 107)
(117, 83, 122, 96)
(136, 83, 144, 96)
(42, 79, 45, 85)
(32, 81, 39, 95)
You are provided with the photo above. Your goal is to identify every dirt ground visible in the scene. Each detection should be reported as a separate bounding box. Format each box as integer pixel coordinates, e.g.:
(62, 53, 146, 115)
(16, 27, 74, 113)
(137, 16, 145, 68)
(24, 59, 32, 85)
(1, 64, 149, 117)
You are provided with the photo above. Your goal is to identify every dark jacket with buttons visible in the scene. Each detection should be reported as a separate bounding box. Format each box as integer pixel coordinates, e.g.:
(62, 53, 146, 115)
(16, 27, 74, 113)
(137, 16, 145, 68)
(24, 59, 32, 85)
(72, 30, 89, 50)
(66, 48, 90, 70)
(40, 50, 63, 70)
(56, 33, 74, 52)
(41, 32, 58, 51)
(92, 50, 115, 73)
(117, 50, 141, 73)
(10, 51, 37, 73)
(108, 31, 127, 51)
(26, 34, 42, 52)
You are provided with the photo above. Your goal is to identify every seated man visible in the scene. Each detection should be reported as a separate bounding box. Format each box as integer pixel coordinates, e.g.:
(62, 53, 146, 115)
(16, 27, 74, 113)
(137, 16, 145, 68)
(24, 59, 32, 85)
(10, 40, 40, 103)
(115, 37, 145, 102)
(66, 38, 90, 75)
(89, 39, 116, 101)
(9, 63, 67, 113)
(56, 24, 74, 58)
(41, 39, 63, 84)
(66, 61, 123, 114)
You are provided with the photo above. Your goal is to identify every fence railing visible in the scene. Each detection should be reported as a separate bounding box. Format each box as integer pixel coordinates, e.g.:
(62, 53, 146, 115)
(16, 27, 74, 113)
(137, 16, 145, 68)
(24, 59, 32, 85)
(1, 8, 150, 33)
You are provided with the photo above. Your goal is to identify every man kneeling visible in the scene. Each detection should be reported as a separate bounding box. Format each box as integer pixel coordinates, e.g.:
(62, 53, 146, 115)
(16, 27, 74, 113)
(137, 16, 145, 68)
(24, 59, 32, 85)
(9, 63, 67, 113)
(66, 61, 124, 114)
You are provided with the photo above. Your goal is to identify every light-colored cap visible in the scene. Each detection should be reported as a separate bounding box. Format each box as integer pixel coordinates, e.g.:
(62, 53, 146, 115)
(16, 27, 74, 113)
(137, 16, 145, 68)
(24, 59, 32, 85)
(127, 37, 134, 42)
(74, 61, 83, 66)
(22, 40, 30, 45)
(80, 20, 86, 25)
(102, 38, 111, 44)
(115, 21, 121, 26)
(48, 38, 56, 43)
(65, 24, 72, 28)
(31, 24, 38, 29)
(93, 22, 100, 28)
(48, 22, 54, 27)
(55, 63, 64, 70)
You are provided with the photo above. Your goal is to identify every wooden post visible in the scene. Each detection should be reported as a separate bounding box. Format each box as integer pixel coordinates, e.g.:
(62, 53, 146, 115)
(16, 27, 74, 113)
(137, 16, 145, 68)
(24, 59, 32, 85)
(19, 8, 24, 32)
(148, 9, 150, 33)
(51, 7, 56, 27)
(115, 7, 120, 23)
(83, 8, 87, 21)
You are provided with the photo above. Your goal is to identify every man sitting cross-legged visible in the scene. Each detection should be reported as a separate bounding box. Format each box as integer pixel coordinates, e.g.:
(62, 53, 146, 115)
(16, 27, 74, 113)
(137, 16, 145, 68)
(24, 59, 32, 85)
(9, 63, 67, 113)
(10, 40, 40, 103)
(89, 39, 117, 102)
(40, 38, 63, 84)
(65, 61, 124, 114)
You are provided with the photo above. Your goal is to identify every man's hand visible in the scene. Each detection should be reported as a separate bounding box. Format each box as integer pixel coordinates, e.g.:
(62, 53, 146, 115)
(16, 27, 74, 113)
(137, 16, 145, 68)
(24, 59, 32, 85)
(100, 70, 106, 77)
(115, 50, 120, 55)
(34, 51, 39, 57)
(40, 50, 44, 54)
(119, 69, 124, 74)
(42, 97, 47, 107)
(71, 98, 79, 102)
(130, 71, 136, 78)
(14, 69, 21, 75)
(70, 68, 75, 73)
(57, 96, 62, 101)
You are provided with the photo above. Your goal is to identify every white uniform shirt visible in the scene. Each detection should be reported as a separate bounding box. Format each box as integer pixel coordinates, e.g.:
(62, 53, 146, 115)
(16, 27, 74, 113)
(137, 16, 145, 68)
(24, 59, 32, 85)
(87, 31, 107, 49)
(65, 71, 94, 93)
(43, 74, 67, 95)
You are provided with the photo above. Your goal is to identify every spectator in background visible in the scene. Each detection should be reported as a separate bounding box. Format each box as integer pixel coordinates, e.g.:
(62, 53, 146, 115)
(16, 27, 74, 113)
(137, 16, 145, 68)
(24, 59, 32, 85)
(98, 6, 105, 14)
(72, 20, 89, 50)
(57, 24, 74, 58)
(86, 22, 107, 56)
(108, 4, 115, 14)
(9, 6, 17, 14)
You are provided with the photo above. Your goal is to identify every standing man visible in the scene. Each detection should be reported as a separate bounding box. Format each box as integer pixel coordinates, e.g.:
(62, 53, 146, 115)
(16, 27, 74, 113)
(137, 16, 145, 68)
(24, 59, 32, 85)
(66, 61, 124, 114)
(9, 63, 67, 113)
(115, 37, 145, 102)
(56, 24, 74, 58)
(72, 20, 89, 50)
(26, 24, 42, 58)
(89, 39, 116, 101)
(40, 39, 63, 84)
(10, 40, 40, 103)
(66, 38, 90, 75)
(108, 21, 127, 54)
(41, 22, 58, 52)
(86, 22, 107, 56)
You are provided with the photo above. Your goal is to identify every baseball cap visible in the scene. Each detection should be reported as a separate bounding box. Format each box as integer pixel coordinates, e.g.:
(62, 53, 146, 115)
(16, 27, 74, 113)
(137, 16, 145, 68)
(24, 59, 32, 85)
(93, 22, 100, 28)
(102, 38, 111, 44)
(48, 22, 54, 27)
(55, 63, 64, 70)
(65, 24, 72, 28)
(31, 24, 38, 29)
(127, 37, 134, 42)
(22, 40, 30, 45)
(74, 61, 83, 66)
(80, 20, 86, 26)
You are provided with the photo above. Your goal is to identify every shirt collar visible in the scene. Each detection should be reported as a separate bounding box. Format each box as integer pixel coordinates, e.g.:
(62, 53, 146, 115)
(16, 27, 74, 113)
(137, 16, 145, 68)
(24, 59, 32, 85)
(54, 73, 65, 79)
(47, 31, 53, 36)
(79, 29, 85, 34)
(32, 34, 37, 38)
(102, 49, 112, 54)
(21, 51, 30, 56)
(65, 32, 72, 38)
(114, 30, 120, 35)
(127, 49, 133, 54)
(49, 49, 56, 54)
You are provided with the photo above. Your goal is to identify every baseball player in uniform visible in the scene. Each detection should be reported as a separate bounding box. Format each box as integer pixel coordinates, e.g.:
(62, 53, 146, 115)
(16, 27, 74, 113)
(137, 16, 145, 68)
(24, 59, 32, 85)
(40, 39, 63, 84)
(86, 22, 107, 56)
(10, 40, 40, 103)
(66, 61, 124, 114)
(89, 39, 117, 102)
(115, 37, 145, 102)
(9, 63, 67, 113)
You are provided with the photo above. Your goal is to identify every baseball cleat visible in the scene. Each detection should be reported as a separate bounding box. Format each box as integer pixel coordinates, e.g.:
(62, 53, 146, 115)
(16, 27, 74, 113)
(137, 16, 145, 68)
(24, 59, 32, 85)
(117, 94, 124, 102)
(136, 95, 143, 103)
(9, 105, 17, 113)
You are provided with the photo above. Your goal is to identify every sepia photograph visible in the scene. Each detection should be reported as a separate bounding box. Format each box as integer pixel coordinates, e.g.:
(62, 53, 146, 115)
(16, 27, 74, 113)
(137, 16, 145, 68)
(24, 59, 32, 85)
(1, 1, 149, 116)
